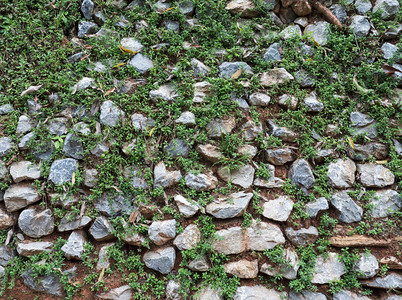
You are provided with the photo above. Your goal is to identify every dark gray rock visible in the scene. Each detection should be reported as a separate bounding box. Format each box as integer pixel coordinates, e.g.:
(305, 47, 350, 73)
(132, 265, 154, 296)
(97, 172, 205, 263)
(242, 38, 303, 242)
(240, 120, 263, 141)
(47, 117, 68, 135)
(0, 246, 16, 267)
(33, 142, 54, 162)
(128, 54, 154, 74)
(330, 4, 347, 23)
(165, 139, 190, 158)
(18, 208, 54, 238)
(305, 197, 329, 218)
(89, 216, 114, 241)
(295, 70, 315, 87)
(143, 247, 176, 274)
(22, 269, 65, 297)
(61, 230, 86, 260)
(81, 0, 94, 19)
(218, 62, 253, 78)
(350, 111, 374, 127)
(93, 11, 106, 26)
(263, 43, 282, 62)
(63, 133, 84, 160)
(289, 159, 315, 189)
(331, 191, 363, 223)
(178, 0, 194, 14)
(303, 91, 324, 112)
(48, 158, 78, 185)
(95, 194, 133, 217)
(267, 120, 299, 142)
(347, 142, 389, 161)
(266, 148, 296, 165)
(372, 0, 400, 19)
(0, 137, 13, 157)
(58, 213, 92, 232)
(78, 21, 99, 38)
(362, 273, 402, 289)
(285, 226, 319, 246)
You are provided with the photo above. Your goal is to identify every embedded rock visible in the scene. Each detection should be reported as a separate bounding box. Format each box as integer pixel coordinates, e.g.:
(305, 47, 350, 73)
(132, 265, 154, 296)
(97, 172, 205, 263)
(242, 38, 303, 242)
(234, 286, 284, 300)
(18, 208, 54, 238)
(174, 195, 200, 218)
(100, 100, 125, 127)
(249, 92, 271, 106)
(260, 68, 294, 87)
(217, 165, 255, 188)
(224, 259, 258, 278)
(195, 286, 223, 300)
(61, 230, 86, 260)
(260, 248, 299, 279)
(369, 189, 401, 218)
(96, 243, 114, 271)
(218, 62, 253, 78)
(16, 115, 34, 134)
(372, 0, 400, 19)
(213, 227, 246, 255)
(149, 84, 178, 102)
(278, 94, 298, 110)
(0, 205, 15, 229)
(128, 53, 153, 74)
(89, 216, 114, 241)
(262, 196, 294, 222)
(143, 247, 176, 274)
(63, 133, 84, 159)
(191, 58, 210, 77)
(17, 242, 53, 257)
(4, 183, 40, 212)
(58, 214, 92, 232)
(176, 111, 196, 125)
(165, 139, 190, 158)
(289, 290, 327, 300)
(154, 162, 182, 188)
(240, 120, 263, 141)
(48, 158, 78, 185)
(327, 158, 356, 189)
(81, 0, 94, 19)
(333, 290, 371, 300)
(131, 114, 155, 130)
(285, 226, 319, 246)
(362, 273, 402, 289)
(188, 256, 210, 272)
(120, 37, 143, 52)
(354, 254, 379, 279)
(247, 220, 285, 251)
(98, 285, 132, 300)
(331, 191, 363, 223)
(263, 43, 282, 62)
(10, 161, 41, 183)
(148, 219, 176, 246)
(267, 120, 298, 142)
(280, 25, 302, 39)
(266, 148, 296, 165)
(350, 15, 370, 37)
(206, 191, 253, 219)
(304, 21, 330, 46)
(193, 81, 212, 103)
(289, 159, 315, 189)
(185, 172, 218, 191)
(206, 117, 236, 138)
(312, 252, 346, 284)
(305, 197, 329, 218)
(356, 163, 395, 187)
(0, 137, 14, 157)
(173, 224, 200, 250)
(196, 144, 222, 162)
(347, 142, 389, 161)
(94, 194, 133, 217)
(225, 0, 258, 17)
(47, 117, 68, 135)
(355, 0, 372, 14)
(303, 91, 324, 111)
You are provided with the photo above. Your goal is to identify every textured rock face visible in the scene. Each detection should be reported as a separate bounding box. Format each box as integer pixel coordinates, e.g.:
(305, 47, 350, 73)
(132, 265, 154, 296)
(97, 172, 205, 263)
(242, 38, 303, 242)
(362, 273, 402, 289)
(331, 191, 363, 223)
(4, 183, 40, 212)
(143, 247, 176, 274)
(0, 205, 15, 229)
(312, 253, 346, 284)
(154, 162, 182, 188)
(234, 286, 284, 300)
(356, 163, 395, 187)
(218, 62, 253, 78)
(354, 254, 379, 279)
(289, 159, 315, 189)
(260, 248, 299, 279)
(100, 100, 125, 127)
(195, 286, 223, 300)
(327, 158, 356, 188)
(174, 195, 200, 218)
(10, 161, 41, 183)
(89, 216, 114, 241)
(262, 196, 294, 222)
(128, 53, 154, 73)
(17, 242, 53, 257)
(98, 285, 132, 300)
(305, 197, 329, 218)
(369, 189, 401, 218)
(173, 224, 200, 250)
(206, 117, 236, 138)
(206, 191, 253, 219)
(217, 165, 255, 188)
(18, 208, 54, 238)
(212, 227, 246, 255)
(304, 21, 330, 45)
(61, 231, 87, 260)
(266, 148, 296, 165)
(224, 259, 258, 278)
(225, 0, 257, 17)
(260, 68, 294, 86)
(285, 226, 319, 246)
(148, 220, 176, 245)
(185, 172, 218, 191)
(48, 158, 78, 185)
(247, 220, 285, 251)
(0, 137, 14, 157)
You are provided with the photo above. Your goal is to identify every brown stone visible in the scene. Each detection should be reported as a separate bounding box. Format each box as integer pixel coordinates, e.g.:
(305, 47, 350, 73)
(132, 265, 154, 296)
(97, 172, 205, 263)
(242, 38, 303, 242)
(281, 0, 295, 7)
(380, 256, 402, 270)
(330, 235, 398, 247)
(292, 0, 312, 16)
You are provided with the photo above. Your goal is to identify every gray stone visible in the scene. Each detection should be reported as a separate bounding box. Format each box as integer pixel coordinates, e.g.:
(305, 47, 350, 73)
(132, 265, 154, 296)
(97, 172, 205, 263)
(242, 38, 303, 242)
(263, 43, 282, 62)
(351, 123, 378, 139)
(266, 148, 296, 165)
(362, 273, 402, 289)
(77, 21, 99, 38)
(312, 252, 346, 284)
(81, 0, 94, 19)
(63, 133, 84, 159)
(234, 286, 284, 300)
(149, 219, 176, 246)
(185, 172, 218, 191)
(303, 91, 324, 112)
(347, 142, 389, 161)
(295, 70, 316, 88)
(238, 144, 257, 158)
(165, 139, 190, 158)
(393, 139, 402, 156)
(354, 254, 379, 278)
(262, 196, 294, 222)
(206, 191, 252, 219)
(176, 111, 195, 125)
(0, 104, 13, 115)
(294, 17, 309, 28)
(0, 246, 16, 266)
(4, 183, 40, 212)
(58, 214, 92, 232)
(178, 0, 194, 15)
(174, 195, 200, 218)
(285, 226, 319, 246)
(154, 162, 182, 188)
(0, 137, 14, 157)
(357, 163, 394, 187)
(206, 117, 236, 138)
(247, 220, 285, 251)
(384, 24, 402, 40)
(18, 208, 54, 238)
(369, 189, 401, 218)
(188, 255, 210, 272)
(18, 132, 34, 150)
(17, 242, 53, 257)
(240, 120, 263, 141)
(289, 159, 315, 189)
(166, 280, 181, 300)
(373, 0, 400, 19)
(96, 243, 114, 271)
(124, 166, 149, 189)
(280, 25, 302, 39)
(193, 81, 212, 103)
(0, 161, 7, 180)
(330, 4, 347, 23)
(128, 53, 153, 74)
(196, 144, 222, 162)
(98, 285, 132, 300)
(27, 99, 42, 115)
(89, 216, 114, 241)
(72, 77, 95, 93)
(231, 93, 250, 109)
(304, 21, 330, 46)
(217, 165, 255, 188)
(331, 191, 363, 223)
(100, 100, 125, 127)
(350, 112, 374, 127)
(120, 37, 143, 53)
(173, 224, 200, 250)
(289, 290, 327, 300)
(0, 204, 15, 229)
(143, 247, 176, 274)
(10, 161, 41, 183)
(350, 15, 370, 37)
(93, 11, 106, 26)
(224, 259, 258, 278)
(249, 92, 271, 106)
(22, 269, 64, 297)
(84, 168, 98, 187)
(260, 248, 299, 279)
(333, 290, 371, 300)
(61, 230, 86, 260)
(305, 197, 329, 217)
(226, 0, 258, 17)
(48, 158, 78, 185)
(195, 286, 223, 300)
(149, 84, 178, 102)
(191, 58, 210, 77)
(218, 62, 253, 79)
(68, 52, 84, 64)
(267, 120, 299, 142)
(95, 194, 133, 217)
(16, 115, 33, 134)
(382, 42, 399, 60)
(260, 68, 294, 87)
(47, 117, 68, 135)
(355, 0, 372, 14)
(213, 227, 246, 255)
(32, 142, 54, 162)
(91, 141, 109, 157)
(327, 158, 356, 189)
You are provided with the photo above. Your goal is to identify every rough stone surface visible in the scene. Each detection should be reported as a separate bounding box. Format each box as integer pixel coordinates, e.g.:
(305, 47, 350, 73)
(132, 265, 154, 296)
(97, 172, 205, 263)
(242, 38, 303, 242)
(58, 214, 92, 232)
(354, 254, 379, 278)
(234, 286, 284, 300)
(312, 252, 346, 284)
(185, 172, 218, 191)
(131, 113, 155, 130)
(143, 247, 176, 274)
(289, 290, 327, 300)
(260, 68, 294, 86)
(225, 0, 257, 17)
(278, 94, 298, 110)
(240, 120, 263, 141)
(262, 196, 294, 222)
(372, 0, 400, 19)
(149, 219, 176, 246)
(0, 137, 14, 157)
(350, 15, 370, 37)
(16, 115, 34, 134)
(10, 161, 41, 183)
(289, 159, 315, 189)
(165, 139, 190, 158)
(18, 208, 54, 238)
(206, 117, 236, 138)
(61, 230, 87, 260)
(95, 194, 133, 217)
(333, 290, 371, 300)
(213, 227, 246, 255)
(224, 259, 258, 278)
(89, 216, 114, 241)
(263, 43, 282, 62)
(173, 224, 200, 250)
(174, 195, 200, 218)
(150, 84, 178, 102)
(195, 286, 223, 300)
(267, 120, 299, 142)
(4, 183, 40, 212)
(303, 91, 324, 111)
(266, 148, 295, 165)
(285, 226, 319, 246)
(154, 162, 182, 188)
(63, 133, 84, 159)
(17, 242, 53, 257)
(22, 269, 64, 297)
(120, 37, 143, 52)
(355, 0, 372, 14)
(0, 104, 14, 115)
(362, 273, 402, 289)
(128, 53, 154, 73)
(0, 204, 15, 229)
(191, 58, 210, 77)
(217, 165, 255, 188)
(83, 168, 98, 188)
(48, 158, 78, 185)
(249, 92, 271, 106)
(260, 248, 299, 279)
(331, 191, 363, 223)
(206, 191, 253, 219)
(196, 144, 222, 162)
(305, 197, 329, 218)
(304, 21, 330, 46)
(247, 220, 285, 251)
(98, 285, 132, 300)
(176, 111, 196, 125)
(188, 255, 210, 272)
(100, 100, 125, 127)
(327, 158, 356, 189)
(218, 62, 253, 78)
(356, 163, 395, 187)
(369, 189, 401, 218)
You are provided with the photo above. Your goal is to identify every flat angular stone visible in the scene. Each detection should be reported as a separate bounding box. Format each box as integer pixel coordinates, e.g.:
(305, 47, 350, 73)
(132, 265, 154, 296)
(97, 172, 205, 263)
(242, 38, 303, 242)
(350, 15, 370, 37)
(48, 158, 78, 185)
(278, 94, 298, 110)
(247, 220, 285, 250)
(18, 208, 54, 238)
(234, 286, 284, 300)
(100, 100, 125, 127)
(4, 183, 40, 212)
(176, 111, 196, 125)
(196, 144, 222, 162)
(17, 242, 53, 257)
(289, 159, 315, 189)
(347, 142, 389, 161)
(327, 158, 356, 189)
(173, 224, 200, 250)
(249, 92, 271, 106)
(206, 117, 236, 138)
(213, 227, 246, 255)
(10, 161, 41, 183)
(149, 219, 176, 246)
(149, 84, 178, 102)
(16, 115, 34, 134)
(217, 165, 255, 188)
(191, 58, 210, 77)
(0, 104, 14, 115)
(240, 120, 263, 141)
(260, 248, 299, 279)
(266, 148, 296, 165)
(128, 53, 153, 74)
(333, 290, 371, 300)
(143, 247, 176, 274)
(174, 195, 200, 218)
(305, 197, 329, 218)
(154, 162, 182, 188)
(206, 191, 252, 219)
(262, 196, 294, 221)
(95, 194, 133, 217)
(165, 139, 190, 158)
(303, 91, 324, 111)
(219, 62, 253, 79)
(281, 25, 302, 39)
(0, 204, 15, 229)
(331, 191, 363, 223)
(188, 255, 210, 272)
(47, 117, 68, 135)
(89, 216, 114, 241)
(304, 21, 330, 46)
(312, 252, 346, 284)
(372, 0, 400, 19)
(120, 37, 143, 52)
(356, 163, 395, 187)
(98, 285, 132, 300)
(362, 273, 402, 289)
(289, 290, 327, 300)
(58, 214, 92, 232)
(354, 254, 379, 279)
(369, 189, 401, 218)
(61, 230, 86, 260)
(0, 137, 14, 157)
(226, 0, 258, 17)
(185, 172, 218, 191)
(224, 259, 258, 278)
(193, 81, 212, 103)
(267, 120, 299, 142)
(22, 269, 64, 297)
(285, 226, 319, 246)
(260, 68, 294, 87)
(63, 133, 84, 159)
